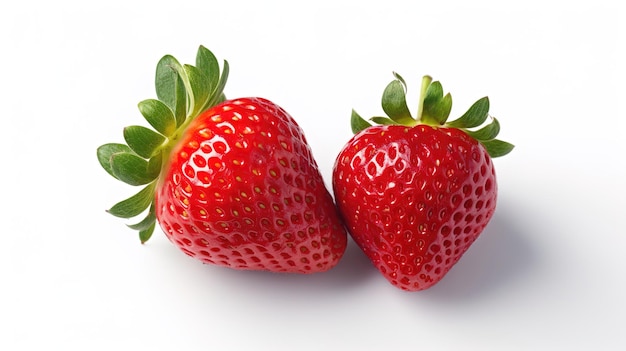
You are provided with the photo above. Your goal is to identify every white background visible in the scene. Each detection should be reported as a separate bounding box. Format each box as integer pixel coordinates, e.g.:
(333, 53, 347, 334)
(1, 0, 625, 350)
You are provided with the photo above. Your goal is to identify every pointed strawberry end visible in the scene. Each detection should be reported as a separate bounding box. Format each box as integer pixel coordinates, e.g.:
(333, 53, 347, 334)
(97, 45, 229, 242)
(351, 73, 514, 158)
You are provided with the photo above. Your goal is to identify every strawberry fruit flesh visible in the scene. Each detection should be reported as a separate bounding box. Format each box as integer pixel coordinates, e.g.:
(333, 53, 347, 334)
(156, 97, 347, 273)
(334, 124, 496, 290)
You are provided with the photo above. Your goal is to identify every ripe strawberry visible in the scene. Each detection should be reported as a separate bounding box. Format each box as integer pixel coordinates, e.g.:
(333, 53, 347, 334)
(97, 46, 347, 273)
(332, 73, 513, 291)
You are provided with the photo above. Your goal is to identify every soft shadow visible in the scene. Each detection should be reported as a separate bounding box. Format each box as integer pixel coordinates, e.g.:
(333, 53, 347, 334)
(414, 199, 540, 302)
(151, 198, 539, 301)
(172, 236, 378, 297)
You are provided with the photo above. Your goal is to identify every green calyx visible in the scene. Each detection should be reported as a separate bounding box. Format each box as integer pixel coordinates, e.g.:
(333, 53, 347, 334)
(97, 45, 229, 243)
(351, 73, 514, 158)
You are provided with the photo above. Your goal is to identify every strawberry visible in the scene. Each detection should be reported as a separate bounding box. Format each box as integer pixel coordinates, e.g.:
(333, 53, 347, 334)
(332, 73, 513, 291)
(97, 46, 347, 273)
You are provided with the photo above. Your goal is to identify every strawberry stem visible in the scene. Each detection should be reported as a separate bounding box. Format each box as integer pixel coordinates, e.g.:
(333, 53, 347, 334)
(350, 72, 514, 158)
(416, 75, 433, 123)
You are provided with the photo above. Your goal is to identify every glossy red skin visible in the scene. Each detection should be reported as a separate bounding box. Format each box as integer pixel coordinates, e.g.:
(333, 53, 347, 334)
(155, 98, 347, 273)
(332, 124, 497, 290)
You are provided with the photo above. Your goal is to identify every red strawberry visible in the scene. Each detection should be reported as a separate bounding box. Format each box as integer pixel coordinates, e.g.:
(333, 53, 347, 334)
(97, 46, 347, 273)
(332, 73, 513, 291)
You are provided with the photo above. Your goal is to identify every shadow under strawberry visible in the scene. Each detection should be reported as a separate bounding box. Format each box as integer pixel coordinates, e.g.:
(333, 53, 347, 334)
(412, 199, 538, 302)
(186, 237, 378, 295)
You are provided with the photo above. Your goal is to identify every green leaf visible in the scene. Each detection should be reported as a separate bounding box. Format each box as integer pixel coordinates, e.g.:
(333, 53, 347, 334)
(447, 96, 490, 129)
(139, 221, 156, 244)
(138, 99, 176, 136)
(381, 78, 414, 124)
(155, 55, 188, 126)
(424, 81, 444, 105)
(97, 143, 132, 179)
(392, 71, 407, 87)
(196, 45, 219, 96)
(184, 64, 211, 116)
(416, 77, 449, 125)
(205, 60, 230, 109)
(147, 152, 163, 180)
(370, 116, 399, 125)
(110, 152, 157, 186)
(481, 139, 515, 158)
(124, 126, 166, 159)
(351, 109, 371, 134)
(173, 74, 187, 126)
(155, 55, 182, 112)
(107, 182, 156, 218)
(465, 117, 501, 141)
(127, 204, 156, 231)
(423, 92, 452, 125)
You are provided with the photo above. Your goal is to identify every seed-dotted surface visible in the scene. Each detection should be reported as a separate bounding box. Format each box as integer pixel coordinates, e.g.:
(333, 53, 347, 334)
(334, 125, 497, 290)
(156, 98, 347, 273)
